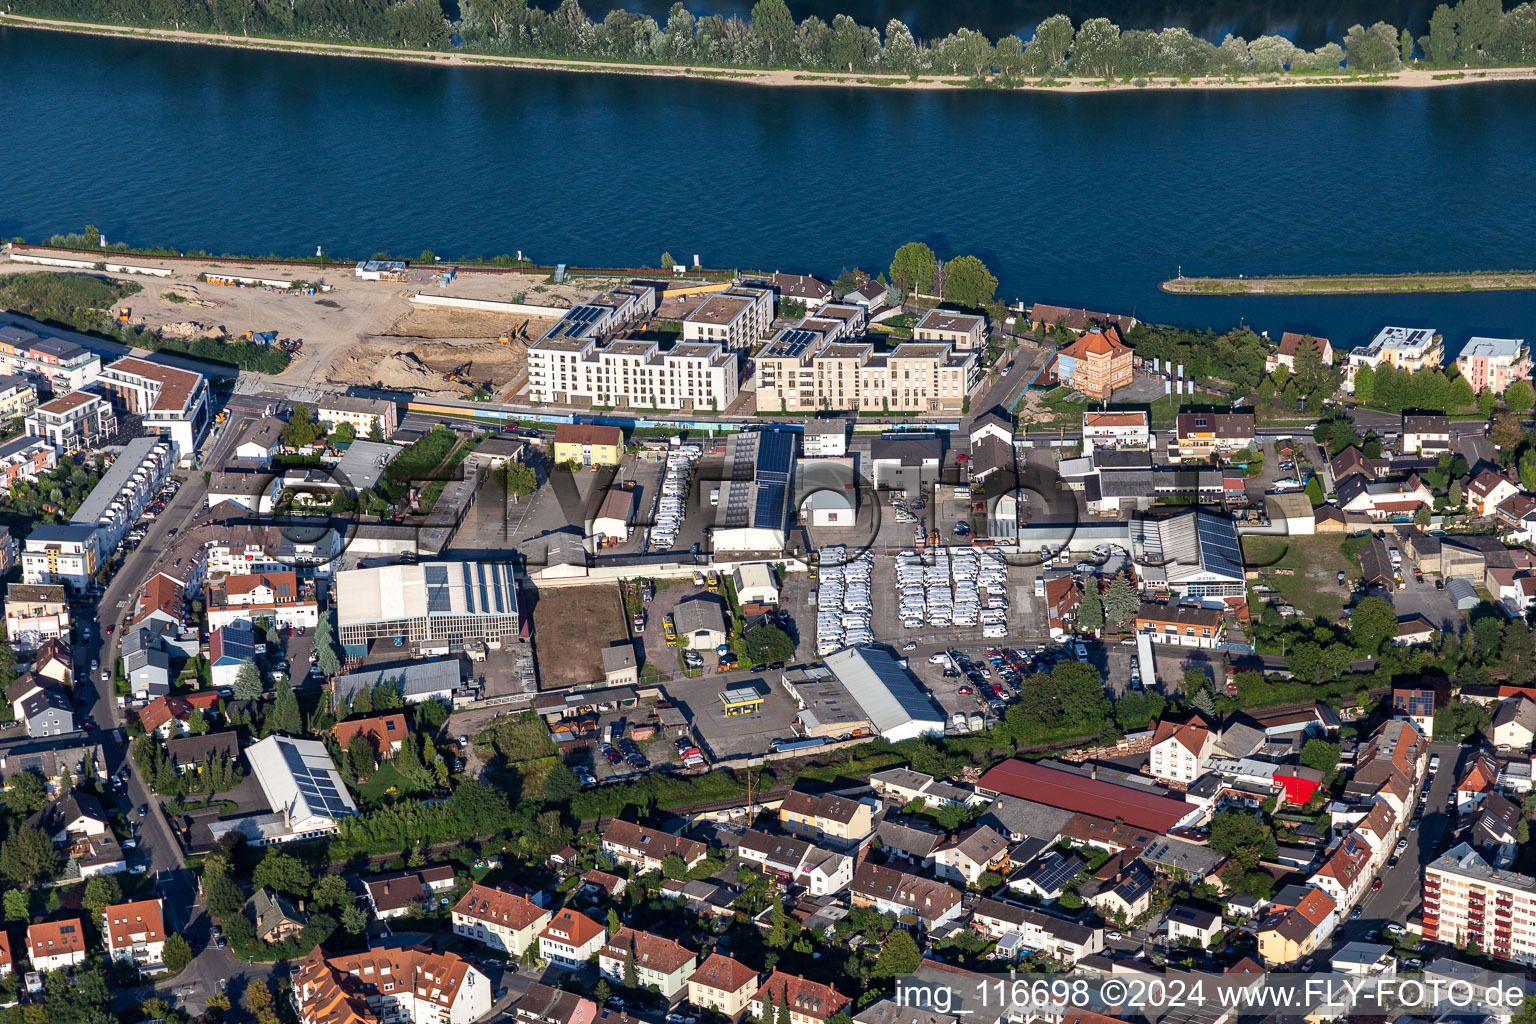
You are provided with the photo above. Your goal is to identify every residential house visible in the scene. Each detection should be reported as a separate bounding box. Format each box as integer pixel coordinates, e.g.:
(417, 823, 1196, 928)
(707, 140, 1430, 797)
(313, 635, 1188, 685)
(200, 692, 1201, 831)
(1166, 904, 1223, 948)
(1457, 754, 1501, 811)
(1255, 887, 1337, 966)
(600, 821, 708, 874)
(769, 273, 832, 311)
(515, 983, 597, 1024)
(688, 953, 758, 1019)
(736, 830, 854, 896)
(778, 789, 874, 845)
(249, 887, 310, 942)
(26, 919, 85, 971)
(1055, 328, 1133, 400)
(31, 638, 72, 686)
(1467, 469, 1522, 517)
(315, 395, 399, 440)
(1311, 833, 1374, 909)
(913, 309, 986, 351)
(1456, 337, 1531, 395)
(873, 818, 946, 869)
(1027, 304, 1137, 337)
(291, 946, 490, 1024)
(1492, 698, 1536, 751)
(552, 424, 623, 468)
(206, 571, 320, 630)
(746, 972, 850, 1024)
(1007, 850, 1085, 901)
(1336, 473, 1434, 519)
(4, 583, 69, 651)
(539, 908, 607, 970)
(1393, 617, 1438, 648)
(13, 682, 72, 737)
(1083, 861, 1155, 921)
(334, 714, 411, 759)
(164, 731, 240, 775)
(671, 594, 729, 651)
(931, 826, 1009, 887)
(207, 622, 256, 690)
(1081, 411, 1150, 451)
(969, 898, 1104, 963)
(359, 865, 455, 921)
(598, 927, 697, 999)
(1148, 716, 1216, 785)
(102, 898, 166, 971)
(452, 883, 549, 954)
(1135, 602, 1224, 648)
(849, 863, 963, 931)
(1470, 792, 1523, 868)
(1401, 412, 1451, 455)
(1175, 411, 1256, 460)
(1266, 332, 1332, 374)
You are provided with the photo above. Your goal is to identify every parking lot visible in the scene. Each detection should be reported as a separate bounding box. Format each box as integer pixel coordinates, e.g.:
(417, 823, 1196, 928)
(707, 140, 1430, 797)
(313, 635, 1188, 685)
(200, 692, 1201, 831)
(665, 672, 800, 760)
(1390, 570, 1460, 632)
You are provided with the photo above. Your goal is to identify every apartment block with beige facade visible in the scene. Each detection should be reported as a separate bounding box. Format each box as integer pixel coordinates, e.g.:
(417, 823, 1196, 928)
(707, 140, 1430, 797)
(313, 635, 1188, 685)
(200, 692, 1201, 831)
(755, 332, 978, 416)
(451, 883, 551, 956)
(688, 954, 758, 1019)
(778, 789, 874, 844)
(913, 309, 986, 350)
(597, 927, 697, 998)
(682, 288, 774, 350)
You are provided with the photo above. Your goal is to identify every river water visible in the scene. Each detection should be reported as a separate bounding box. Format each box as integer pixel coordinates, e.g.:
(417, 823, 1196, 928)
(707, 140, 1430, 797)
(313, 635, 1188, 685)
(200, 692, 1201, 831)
(3, 25, 1535, 355)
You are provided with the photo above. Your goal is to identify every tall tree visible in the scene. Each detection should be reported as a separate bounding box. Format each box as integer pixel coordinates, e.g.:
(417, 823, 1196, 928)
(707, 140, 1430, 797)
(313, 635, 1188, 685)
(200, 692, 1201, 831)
(1077, 584, 1104, 634)
(889, 242, 937, 297)
(271, 681, 302, 735)
(750, 0, 795, 64)
(1103, 574, 1139, 627)
(941, 255, 998, 307)
(233, 659, 263, 700)
(1425, 3, 1459, 61)
(1507, 379, 1535, 413)
(1032, 12, 1074, 68)
(0, 825, 60, 887)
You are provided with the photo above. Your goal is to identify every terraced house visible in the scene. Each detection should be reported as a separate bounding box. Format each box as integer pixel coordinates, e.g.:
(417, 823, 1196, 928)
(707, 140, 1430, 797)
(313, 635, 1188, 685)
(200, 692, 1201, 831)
(600, 820, 708, 874)
(777, 789, 874, 845)
(598, 927, 697, 998)
(849, 863, 963, 930)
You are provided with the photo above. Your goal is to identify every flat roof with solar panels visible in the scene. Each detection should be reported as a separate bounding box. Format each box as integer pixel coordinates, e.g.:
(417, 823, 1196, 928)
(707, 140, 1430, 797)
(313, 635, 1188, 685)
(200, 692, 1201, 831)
(535, 303, 612, 350)
(763, 328, 822, 362)
(335, 561, 521, 650)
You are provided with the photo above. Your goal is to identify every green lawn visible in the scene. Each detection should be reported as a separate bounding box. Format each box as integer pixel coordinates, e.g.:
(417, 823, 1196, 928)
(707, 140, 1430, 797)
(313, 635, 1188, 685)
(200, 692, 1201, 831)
(355, 762, 427, 805)
(1243, 534, 1349, 621)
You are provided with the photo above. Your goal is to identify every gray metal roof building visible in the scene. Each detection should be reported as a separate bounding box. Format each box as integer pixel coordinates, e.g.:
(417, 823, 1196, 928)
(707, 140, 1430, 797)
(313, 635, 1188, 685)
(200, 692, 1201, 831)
(819, 646, 946, 742)
(331, 660, 462, 709)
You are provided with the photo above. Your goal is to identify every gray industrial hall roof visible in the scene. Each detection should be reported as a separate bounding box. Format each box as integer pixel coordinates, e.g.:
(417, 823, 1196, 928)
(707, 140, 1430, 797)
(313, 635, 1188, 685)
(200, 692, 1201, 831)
(331, 660, 462, 704)
(822, 646, 946, 734)
(1155, 508, 1244, 583)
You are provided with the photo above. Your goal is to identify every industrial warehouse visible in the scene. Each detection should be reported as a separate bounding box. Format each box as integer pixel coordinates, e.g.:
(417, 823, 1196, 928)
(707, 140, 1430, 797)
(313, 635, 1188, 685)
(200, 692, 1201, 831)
(335, 561, 523, 658)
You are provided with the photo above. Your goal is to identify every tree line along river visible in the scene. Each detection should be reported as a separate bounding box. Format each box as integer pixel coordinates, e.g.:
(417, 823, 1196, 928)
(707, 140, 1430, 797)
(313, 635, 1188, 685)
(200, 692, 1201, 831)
(2, 24, 1536, 356)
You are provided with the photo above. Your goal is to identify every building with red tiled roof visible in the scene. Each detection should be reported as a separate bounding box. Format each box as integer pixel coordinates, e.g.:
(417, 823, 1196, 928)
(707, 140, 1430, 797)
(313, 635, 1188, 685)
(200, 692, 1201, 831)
(133, 572, 186, 629)
(978, 759, 1194, 834)
(539, 909, 606, 970)
(689, 954, 759, 1019)
(1055, 328, 1133, 399)
(293, 944, 491, 1024)
(598, 927, 698, 998)
(747, 971, 850, 1024)
(333, 714, 409, 759)
(0, 931, 11, 974)
(553, 424, 623, 467)
(102, 897, 166, 969)
(1267, 332, 1332, 373)
(451, 883, 550, 955)
(1312, 834, 1373, 907)
(599, 820, 707, 874)
(1148, 716, 1215, 785)
(208, 570, 320, 630)
(26, 918, 85, 971)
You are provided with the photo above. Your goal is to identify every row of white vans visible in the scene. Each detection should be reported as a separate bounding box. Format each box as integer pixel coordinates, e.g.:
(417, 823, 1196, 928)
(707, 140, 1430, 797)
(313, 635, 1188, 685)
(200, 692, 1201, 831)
(816, 545, 875, 654)
(650, 446, 703, 550)
(897, 548, 1010, 637)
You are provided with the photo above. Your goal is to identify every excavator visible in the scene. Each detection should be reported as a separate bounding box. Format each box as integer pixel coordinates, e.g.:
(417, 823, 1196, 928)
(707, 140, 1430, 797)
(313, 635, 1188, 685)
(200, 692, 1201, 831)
(497, 319, 531, 344)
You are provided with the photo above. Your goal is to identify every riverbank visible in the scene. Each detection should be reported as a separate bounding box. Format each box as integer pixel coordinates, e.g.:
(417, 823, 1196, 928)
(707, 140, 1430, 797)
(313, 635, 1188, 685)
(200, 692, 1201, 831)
(1161, 271, 1536, 296)
(9, 13, 1536, 93)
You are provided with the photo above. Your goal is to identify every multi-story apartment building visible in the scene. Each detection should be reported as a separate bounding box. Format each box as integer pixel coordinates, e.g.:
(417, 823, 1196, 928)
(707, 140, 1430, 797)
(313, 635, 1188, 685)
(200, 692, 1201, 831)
(451, 883, 550, 956)
(1175, 411, 1256, 458)
(754, 333, 978, 415)
(746, 972, 850, 1024)
(1147, 716, 1216, 785)
(1401, 412, 1451, 454)
(69, 436, 175, 555)
(1457, 337, 1531, 395)
(26, 918, 86, 971)
(598, 927, 697, 999)
(1082, 411, 1150, 450)
(538, 908, 606, 971)
(0, 375, 39, 419)
(1135, 602, 1225, 648)
(4, 583, 70, 651)
(94, 357, 210, 452)
(1345, 326, 1444, 390)
(526, 335, 738, 411)
(206, 570, 320, 630)
(1056, 328, 1133, 399)
(293, 946, 491, 1024)
(969, 899, 1104, 963)
(21, 524, 98, 588)
(600, 820, 708, 873)
(778, 789, 874, 844)
(681, 287, 773, 350)
(0, 325, 102, 393)
(1424, 842, 1536, 964)
(316, 396, 399, 440)
(102, 898, 166, 971)
(0, 436, 55, 492)
(25, 391, 117, 451)
(913, 309, 986, 350)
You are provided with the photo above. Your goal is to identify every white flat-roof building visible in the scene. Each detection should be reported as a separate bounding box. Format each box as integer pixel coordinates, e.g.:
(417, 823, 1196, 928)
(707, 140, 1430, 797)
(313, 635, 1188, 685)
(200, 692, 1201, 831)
(526, 336, 738, 412)
(682, 288, 773, 350)
(94, 357, 210, 452)
(0, 324, 102, 394)
(1345, 326, 1443, 390)
(21, 524, 99, 588)
(25, 391, 116, 452)
(336, 561, 521, 657)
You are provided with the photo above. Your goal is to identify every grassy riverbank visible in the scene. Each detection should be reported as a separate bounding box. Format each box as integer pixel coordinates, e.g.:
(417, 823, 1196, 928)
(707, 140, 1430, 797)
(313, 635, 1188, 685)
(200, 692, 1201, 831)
(8, 14, 1536, 93)
(1161, 270, 1536, 296)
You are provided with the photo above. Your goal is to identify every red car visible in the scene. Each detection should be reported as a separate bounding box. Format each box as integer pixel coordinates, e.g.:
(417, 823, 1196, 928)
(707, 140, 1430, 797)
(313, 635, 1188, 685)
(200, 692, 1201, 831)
(105, 625, 115, 635)
(1371, 877, 1382, 891)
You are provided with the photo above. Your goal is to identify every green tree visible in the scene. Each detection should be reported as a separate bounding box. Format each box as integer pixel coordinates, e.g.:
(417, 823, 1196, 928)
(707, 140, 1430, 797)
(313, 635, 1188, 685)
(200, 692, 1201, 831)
(1300, 739, 1341, 779)
(1103, 574, 1139, 628)
(0, 825, 59, 887)
(341, 904, 368, 935)
(1349, 595, 1399, 654)
(1077, 584, 1104, 634)
(503, 462, 537, 500)
(1031, 12, 1074, 68)
(607, 907, 622, 935)
(1414, 504, 1431, 526)
(2, 770, 47, 814)
(743, 624, 795, 665)
(331, 421, 357, 445)
(1400, 26, 1415, 62)
(1450, 478, 1464, 506)
(187, 707, 210, 734)
(1188, 687, 1217, 719)
(1508, 379, 1536, 413)
(3, 889, 28, 922)
(233, 658, 263, 700)
(659, 252, 675, 270)
(1353, 363, 1375, 405)
(777, 998, 792, 1024)
(271, 680, 302, 734)
(252, 850, 313, 898)
(594, 979, 612, 1007)
(662, 852, 687, 879)
(82, 875, 123, 919)
(941, 255, 998, 307)
(623, 945, 639, 988)
(282, 404, 325, 448)
(751, 0, 795, 64)
(163, 933, 194, 974)
(312, 874, 353, 910)
(872, 929, 922, 977)
(1304, 475, 1325, 507)
(1425, 3, 1458, 61)
(542, 762, 582, 804)
(889, 242, 938, 297)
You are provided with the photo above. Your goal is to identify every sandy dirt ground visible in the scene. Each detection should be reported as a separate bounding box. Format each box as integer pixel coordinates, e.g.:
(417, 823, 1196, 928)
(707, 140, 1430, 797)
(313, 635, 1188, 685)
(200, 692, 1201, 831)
(9, 14, 1536, 95)
(528, 583, 631, 689)
(0, 254, 623, 396)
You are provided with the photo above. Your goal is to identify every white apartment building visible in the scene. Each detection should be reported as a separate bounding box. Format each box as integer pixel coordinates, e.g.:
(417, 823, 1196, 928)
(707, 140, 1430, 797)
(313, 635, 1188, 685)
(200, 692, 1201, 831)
(102, 898, 166, 971)
(538, 908, 606, 971)
(1082, 410, 1150, 450)
(755, 332, 979, 415)
(26, 919, 86, 971)
(21, 524, 98, 588)
(0, 325, 102, 394)
(293, 946, 491, 1024)
(682, 287, 773, 350)
(69, 436, 175, 556)
(25, 391, 116, 451)
(1345, 326, 1444, 391)
(1424, 842, 1536, 964)
(316, 396, 399, 440)
(1148, 719, 1217, 785)
(451, 884, 550, 957)
(94, 357, 211, 452)
(526, 335, 738, 412)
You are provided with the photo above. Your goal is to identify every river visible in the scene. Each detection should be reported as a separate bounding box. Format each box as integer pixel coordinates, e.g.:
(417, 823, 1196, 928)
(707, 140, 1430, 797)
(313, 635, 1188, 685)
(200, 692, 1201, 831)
(3, 25, 1535, 356)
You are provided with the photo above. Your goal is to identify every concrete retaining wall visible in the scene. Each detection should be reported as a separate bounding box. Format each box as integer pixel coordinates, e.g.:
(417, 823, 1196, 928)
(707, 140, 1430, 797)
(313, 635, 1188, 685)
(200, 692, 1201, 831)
(10, 252, 173, 277)
(410, 293, 569, 317)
